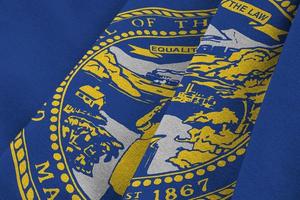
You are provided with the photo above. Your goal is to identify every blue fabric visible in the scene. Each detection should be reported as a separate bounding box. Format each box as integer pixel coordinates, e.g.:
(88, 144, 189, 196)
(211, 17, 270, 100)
(233, 11, 300, 200)
(0, 0, 127, 152)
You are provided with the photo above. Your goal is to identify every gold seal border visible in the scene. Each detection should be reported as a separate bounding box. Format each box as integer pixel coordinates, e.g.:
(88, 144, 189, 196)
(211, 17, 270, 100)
(112, 7, 217, 23)
(11, 130, 41, 200)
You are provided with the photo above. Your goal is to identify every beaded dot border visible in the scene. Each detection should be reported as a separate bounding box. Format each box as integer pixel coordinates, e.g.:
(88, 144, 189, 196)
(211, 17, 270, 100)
(130, 141, 248, 188)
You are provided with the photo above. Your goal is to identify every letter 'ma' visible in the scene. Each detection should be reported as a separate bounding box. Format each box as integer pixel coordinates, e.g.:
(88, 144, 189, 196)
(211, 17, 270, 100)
(35, 161, 54, 183)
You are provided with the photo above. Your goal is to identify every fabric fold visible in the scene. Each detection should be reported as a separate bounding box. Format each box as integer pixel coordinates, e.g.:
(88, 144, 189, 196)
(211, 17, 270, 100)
(123, 0, 299, 199)
(233, 9, 300, 200)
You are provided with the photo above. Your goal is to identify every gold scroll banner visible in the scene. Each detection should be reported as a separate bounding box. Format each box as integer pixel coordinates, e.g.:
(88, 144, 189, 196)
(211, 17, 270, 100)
(221, 0, 272, 24)
(129, 44, 197, 58)
(221, 0, 288, 41)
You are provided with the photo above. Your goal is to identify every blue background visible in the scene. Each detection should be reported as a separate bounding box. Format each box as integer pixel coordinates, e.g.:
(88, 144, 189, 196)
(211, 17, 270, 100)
(0, 0, 127, 152)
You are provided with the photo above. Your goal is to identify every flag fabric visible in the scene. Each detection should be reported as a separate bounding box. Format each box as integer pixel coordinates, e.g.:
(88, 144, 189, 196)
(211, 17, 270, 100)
(0, 0, 299, 199)
(0, 0, 219, 199)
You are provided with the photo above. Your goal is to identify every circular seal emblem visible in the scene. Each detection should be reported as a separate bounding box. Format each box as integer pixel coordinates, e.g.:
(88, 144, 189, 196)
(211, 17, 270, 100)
(10, 7, 217, 200)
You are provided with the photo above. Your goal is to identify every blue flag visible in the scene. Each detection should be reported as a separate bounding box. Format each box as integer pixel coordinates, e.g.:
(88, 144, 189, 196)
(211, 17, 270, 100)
(0, 0, 299, 199)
